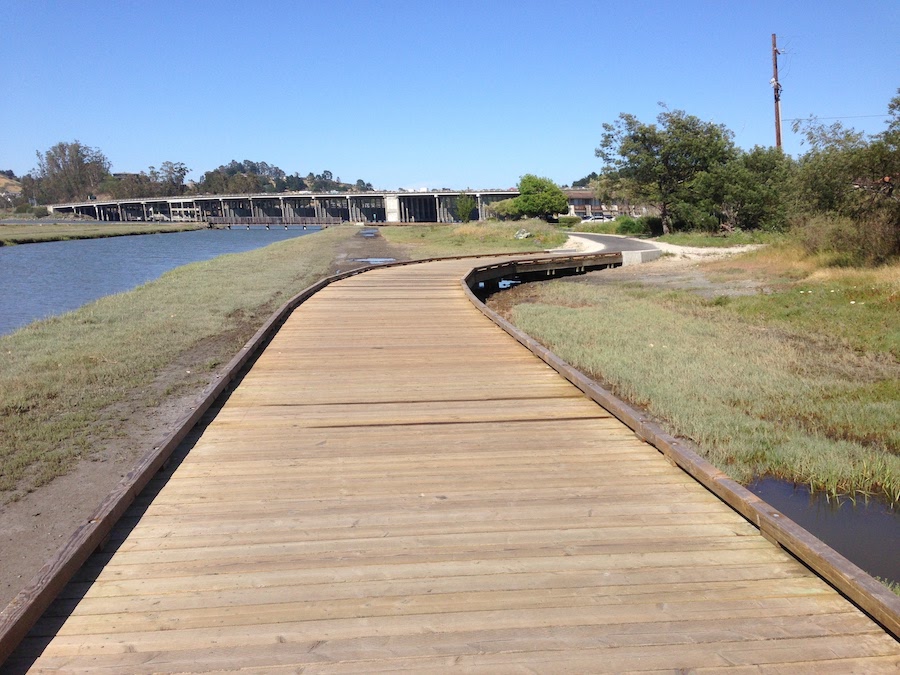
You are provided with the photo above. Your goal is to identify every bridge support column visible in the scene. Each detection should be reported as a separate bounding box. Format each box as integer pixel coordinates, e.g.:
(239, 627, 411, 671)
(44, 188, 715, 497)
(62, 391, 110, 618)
(384, 195, 401, 223)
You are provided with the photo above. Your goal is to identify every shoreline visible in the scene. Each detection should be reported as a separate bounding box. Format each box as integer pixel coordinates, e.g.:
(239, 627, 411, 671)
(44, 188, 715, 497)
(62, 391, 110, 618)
(0, 221, 207, 246)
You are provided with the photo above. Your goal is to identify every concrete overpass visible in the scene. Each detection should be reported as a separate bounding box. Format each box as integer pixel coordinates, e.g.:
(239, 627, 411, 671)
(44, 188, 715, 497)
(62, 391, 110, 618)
(47, 190, 551, 225)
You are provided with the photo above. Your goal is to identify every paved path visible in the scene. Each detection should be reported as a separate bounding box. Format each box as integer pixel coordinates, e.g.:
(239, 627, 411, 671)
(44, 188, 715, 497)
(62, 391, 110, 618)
(9, 258, 900, 672)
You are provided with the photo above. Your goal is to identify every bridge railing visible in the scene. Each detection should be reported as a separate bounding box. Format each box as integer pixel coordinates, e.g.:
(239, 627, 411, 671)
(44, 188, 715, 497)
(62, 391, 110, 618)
(206, 216, 342, 226)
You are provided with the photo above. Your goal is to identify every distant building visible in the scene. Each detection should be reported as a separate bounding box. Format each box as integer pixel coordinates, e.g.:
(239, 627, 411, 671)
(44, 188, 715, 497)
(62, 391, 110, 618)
(563, 189, 606, 218)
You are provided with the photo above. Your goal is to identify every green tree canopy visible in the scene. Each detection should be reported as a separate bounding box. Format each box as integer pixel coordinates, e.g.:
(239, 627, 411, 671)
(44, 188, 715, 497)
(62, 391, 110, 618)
(514, 174, 568, 221)
(33, 140, 111, 203)
(486, 198, 523, 220)
(788, 89, 900, 261)
(596, 106, 737, 233)
(694, 146, 794, 232)
(571, 172, 598, 188)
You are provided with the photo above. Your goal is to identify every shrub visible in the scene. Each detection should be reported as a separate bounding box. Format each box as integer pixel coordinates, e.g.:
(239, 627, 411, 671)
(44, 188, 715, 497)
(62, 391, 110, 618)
(616, 216, 650, 236)
(32, 206, 49, 218)
(14, 204, 30, 214)
(575, 220, 618, 234)
(792, 213, 900, 266)
(487, 198, 523, 221)
(640, 216, 664, 236)
(558, 216, 581, 227)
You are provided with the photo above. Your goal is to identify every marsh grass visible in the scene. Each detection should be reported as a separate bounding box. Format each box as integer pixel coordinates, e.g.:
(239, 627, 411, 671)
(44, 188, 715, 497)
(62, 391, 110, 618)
(0, 226, 354, 498)
(0, 222, 204, 245)
(878, 577, 900, 595)
(380, 220, 567, 257)
(499, 254, 900, 502)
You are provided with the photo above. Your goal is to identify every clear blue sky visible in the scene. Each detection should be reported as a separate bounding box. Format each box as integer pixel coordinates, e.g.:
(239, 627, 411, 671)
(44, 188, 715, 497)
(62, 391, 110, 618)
(2, 1, 897, 190)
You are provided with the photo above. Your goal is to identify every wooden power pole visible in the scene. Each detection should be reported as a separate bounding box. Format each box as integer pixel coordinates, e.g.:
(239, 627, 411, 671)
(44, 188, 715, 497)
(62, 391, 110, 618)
(771, 33, 783, 150)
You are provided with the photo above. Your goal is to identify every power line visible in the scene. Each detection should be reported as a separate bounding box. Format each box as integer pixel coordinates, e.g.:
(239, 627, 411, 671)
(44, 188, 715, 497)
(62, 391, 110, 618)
(784, 114, 890, 122)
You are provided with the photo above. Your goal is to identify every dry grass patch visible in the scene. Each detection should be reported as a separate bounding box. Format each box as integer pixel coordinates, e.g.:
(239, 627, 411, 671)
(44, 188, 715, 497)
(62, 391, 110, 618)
(380, 220, 567, 257)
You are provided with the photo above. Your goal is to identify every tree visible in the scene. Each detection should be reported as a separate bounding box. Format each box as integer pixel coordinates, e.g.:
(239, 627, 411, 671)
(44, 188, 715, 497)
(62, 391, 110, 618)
(787, 89, 900, 263)
(159, 161, 190, 195)
(513, 175, 568, 221)
(596, 106, 737, 233)
(694, 146, 794, 232)
(284, 174, 306, 191)
(33, 140, 111, 203)
(571, 172, 598, 188)
(455, 192, 477, 223)
(486, 198, 523, 220)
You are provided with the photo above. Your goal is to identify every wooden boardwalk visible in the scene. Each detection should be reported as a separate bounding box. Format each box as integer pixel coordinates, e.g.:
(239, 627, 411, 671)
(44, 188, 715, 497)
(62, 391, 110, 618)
(10, 258, 900, 672)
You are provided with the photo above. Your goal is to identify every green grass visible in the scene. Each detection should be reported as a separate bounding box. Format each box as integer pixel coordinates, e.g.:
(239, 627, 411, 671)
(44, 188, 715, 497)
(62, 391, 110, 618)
(573, 220, 620, 235)
(379, 220, 567, 257)
(704, 246, 900, 358)
(877, 577, 900, 595)
(495, 254, 900, 503)
(0, 221, 205, 245)
(0, 226, 355, 499)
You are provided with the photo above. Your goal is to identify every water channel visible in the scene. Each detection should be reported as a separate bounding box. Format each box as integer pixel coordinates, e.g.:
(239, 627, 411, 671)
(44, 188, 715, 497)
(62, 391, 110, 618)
(0, 226, 320, 336)
(748, 478, 899, 584)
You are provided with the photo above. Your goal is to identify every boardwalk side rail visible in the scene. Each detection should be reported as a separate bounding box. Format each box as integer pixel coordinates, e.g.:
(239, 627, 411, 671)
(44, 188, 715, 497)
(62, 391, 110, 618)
(461, 256, 900, 640)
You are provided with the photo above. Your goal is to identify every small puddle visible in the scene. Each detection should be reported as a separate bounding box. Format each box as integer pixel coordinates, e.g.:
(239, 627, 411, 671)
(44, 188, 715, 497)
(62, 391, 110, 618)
(352, 257, 396, 265)
(358, 228, 379, 238)
(747, 477, 900, 585)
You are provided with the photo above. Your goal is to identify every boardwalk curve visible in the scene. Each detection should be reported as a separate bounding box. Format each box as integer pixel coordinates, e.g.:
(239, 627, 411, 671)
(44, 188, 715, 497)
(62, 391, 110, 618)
(5, 257, 900, 672)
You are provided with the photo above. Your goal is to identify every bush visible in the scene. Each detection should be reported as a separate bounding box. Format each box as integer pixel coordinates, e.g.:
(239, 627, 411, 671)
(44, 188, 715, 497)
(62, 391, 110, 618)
(792, 213, 900, 266)
(32, 206, 49, 218)
(487, 198, 524, 221)
(558, 216, 581, 227)
(14, 204, 30, 214)
(615, 216, 650, 236)
(640, 216, 664, 236)
(670, 202, 719, 232)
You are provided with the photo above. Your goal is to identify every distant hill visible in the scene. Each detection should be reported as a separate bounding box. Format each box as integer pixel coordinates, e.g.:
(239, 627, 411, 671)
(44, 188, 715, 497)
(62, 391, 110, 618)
(0, 175, 22, 194)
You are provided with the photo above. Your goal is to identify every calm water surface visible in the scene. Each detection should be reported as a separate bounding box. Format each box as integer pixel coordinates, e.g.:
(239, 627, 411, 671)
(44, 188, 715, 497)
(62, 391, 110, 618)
(748, 477, 899, 584)
(0, 227, 319, 335)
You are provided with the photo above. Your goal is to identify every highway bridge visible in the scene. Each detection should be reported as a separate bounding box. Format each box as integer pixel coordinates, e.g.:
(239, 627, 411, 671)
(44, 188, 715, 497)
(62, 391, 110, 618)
(49, 190, 518, 225)
(48, 189, 610, 225)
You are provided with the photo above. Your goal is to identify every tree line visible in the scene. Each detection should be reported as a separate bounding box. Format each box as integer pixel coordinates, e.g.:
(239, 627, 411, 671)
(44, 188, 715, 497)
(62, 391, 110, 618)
(591, 89, 899, 263)
(10, 145, 376, 206)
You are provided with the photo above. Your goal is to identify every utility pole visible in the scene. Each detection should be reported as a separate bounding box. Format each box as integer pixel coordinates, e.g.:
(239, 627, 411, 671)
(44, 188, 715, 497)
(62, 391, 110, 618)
(771, 33, 783, 150)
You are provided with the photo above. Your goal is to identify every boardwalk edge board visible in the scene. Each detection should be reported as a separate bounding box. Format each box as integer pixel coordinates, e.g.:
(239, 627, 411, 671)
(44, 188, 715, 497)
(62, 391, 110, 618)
(1, 249, 897, 665)
(460, 257, 900, 641)
(0, 248, 545, 664)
